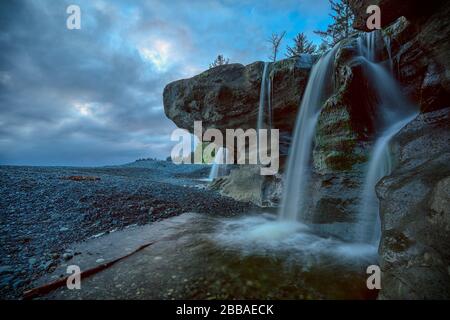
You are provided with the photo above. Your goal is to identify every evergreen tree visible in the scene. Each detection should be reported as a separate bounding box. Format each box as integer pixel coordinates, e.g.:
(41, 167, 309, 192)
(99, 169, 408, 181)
(286, 32, 317, 57)
(314, 0, 354, 46)
(209, 54, 229, 68)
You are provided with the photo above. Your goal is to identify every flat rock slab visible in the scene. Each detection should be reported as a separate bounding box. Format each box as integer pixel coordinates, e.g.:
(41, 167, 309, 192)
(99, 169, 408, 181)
(37, 213, 378, 300)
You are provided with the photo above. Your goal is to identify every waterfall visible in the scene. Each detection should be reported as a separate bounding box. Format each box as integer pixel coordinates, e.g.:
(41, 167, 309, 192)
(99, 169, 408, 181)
(278, 31, 417, 245)
(257, 62, 271, 131)
(208, 147, 228, 181)
(382, 34, 393, 72)
(355, 31, 418, 244)
(357, 114, 417, 243)
(278, 46, 338, 221)
(268, 77, 273, 129)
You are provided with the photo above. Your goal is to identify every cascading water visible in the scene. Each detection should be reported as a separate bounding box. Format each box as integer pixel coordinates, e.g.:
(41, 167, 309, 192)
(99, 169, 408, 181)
(213, 45, 381, 267)
(278, 31, 417, 246)
(278, 46, 338, 221)
(257, 62, 271, 131)
(355, 31, 418, 244)
(208, 147, 228, 181)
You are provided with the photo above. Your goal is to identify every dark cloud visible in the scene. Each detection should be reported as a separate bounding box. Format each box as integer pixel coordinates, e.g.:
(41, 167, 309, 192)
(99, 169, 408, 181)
(0, 0, 330, 166)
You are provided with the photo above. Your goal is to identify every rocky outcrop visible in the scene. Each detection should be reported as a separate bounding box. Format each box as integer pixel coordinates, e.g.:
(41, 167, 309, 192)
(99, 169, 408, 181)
(349, 0, 444, 32)
(306, 36, 380, 231)
(164, 56, 315, 205)
(348, 0, 450, 299)
(350, 0, 450, 113)
(164, 56, 315, 136)
(209, 165, 283, 207)
(377, 108, 450, 299)
(314, 36, 375, 174)
(163, 0, 450, 299)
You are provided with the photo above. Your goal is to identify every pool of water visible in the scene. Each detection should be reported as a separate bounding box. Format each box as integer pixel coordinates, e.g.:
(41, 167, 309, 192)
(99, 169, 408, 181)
(44, 212, 379, 300)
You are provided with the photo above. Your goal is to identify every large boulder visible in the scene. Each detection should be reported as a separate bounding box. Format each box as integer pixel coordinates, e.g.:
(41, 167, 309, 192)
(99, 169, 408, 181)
(377, 107, 450, 299)
(163, 56, 315, 136)
(209, 165, 283, 207)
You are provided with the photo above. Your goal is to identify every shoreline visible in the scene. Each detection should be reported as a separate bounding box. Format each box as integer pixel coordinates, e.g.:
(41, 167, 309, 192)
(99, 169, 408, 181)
(0, 161, 256, 299)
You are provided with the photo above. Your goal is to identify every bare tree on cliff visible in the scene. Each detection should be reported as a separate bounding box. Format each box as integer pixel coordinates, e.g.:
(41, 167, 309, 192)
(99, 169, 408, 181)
(267, 31, 286, 62)
(209, 54, 229, 68)
(286, 32, 317, 57)
(314, 0, 354, 46)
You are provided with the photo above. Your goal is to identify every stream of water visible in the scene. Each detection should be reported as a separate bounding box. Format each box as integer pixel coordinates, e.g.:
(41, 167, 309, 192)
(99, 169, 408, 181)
(278, 46, 338, 221)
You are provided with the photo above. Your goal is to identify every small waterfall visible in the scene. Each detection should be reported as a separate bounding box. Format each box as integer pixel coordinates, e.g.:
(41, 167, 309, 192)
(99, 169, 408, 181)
(208, 147, 228, 181)
(382, 34, 393, 72)
(256, 62, 272, 167)
(355, 31, 418, 244)
(257, 62, 271, 131)
(268, 77, 273, 129)
(279, 47, 338, 221)
(357, 114, 417, 243)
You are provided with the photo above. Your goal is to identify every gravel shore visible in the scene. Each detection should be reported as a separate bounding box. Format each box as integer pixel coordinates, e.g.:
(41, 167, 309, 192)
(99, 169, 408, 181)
(0, 160, 255, 299)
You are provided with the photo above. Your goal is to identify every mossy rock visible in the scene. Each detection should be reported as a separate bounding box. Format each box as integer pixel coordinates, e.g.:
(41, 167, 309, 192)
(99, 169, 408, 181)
(324, 152, 367, 171)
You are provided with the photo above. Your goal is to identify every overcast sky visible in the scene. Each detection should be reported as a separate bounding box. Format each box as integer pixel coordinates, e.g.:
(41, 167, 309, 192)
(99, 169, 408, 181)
(0, 0, 331, 166)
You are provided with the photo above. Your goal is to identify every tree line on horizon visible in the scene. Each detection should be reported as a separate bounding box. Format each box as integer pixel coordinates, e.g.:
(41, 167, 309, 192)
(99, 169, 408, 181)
(209, 0, 354, 68)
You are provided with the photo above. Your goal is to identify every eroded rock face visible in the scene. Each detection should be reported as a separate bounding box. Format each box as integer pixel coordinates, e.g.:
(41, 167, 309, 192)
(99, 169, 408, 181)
(307, 37, 379, 229)
(350, 0, 450, 113)
(377, 108, 450, 299)
(348, 1, 450, 298)
(163, 56, 315, 205)
(163, 56, 315, 136)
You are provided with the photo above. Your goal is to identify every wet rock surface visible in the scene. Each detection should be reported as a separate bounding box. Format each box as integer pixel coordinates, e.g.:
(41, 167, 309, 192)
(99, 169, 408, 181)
(41, 213, 378, 300)
(377, 108, 450, 299)
(0, 160, 255, 299)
